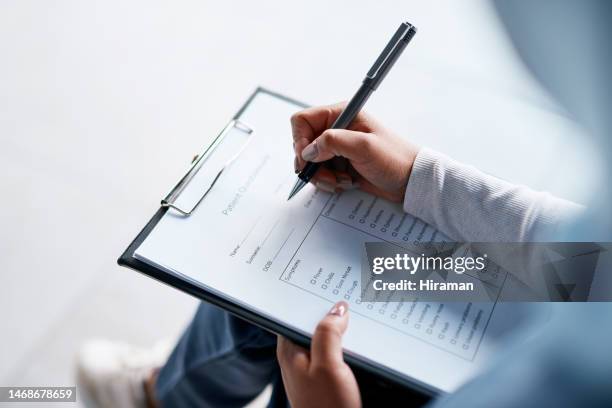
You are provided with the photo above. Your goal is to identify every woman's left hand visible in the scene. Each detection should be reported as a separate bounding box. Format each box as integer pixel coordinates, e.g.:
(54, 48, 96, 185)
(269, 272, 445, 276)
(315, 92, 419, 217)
(276, 301, 361, 408)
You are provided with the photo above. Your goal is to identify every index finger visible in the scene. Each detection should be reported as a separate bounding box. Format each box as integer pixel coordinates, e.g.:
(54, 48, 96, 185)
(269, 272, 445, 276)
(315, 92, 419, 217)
(290, 103, 346, 144)
(277, 335, 310, 372)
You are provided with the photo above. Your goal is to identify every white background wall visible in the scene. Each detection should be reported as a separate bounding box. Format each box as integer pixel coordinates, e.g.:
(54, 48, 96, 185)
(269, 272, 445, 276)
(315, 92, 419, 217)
(0, 0, 601, 405)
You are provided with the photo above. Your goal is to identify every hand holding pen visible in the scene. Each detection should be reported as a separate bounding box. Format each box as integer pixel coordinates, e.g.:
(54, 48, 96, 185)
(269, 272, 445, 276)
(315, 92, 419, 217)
(291, 102, 419, 203)
(288, 22, 417, 200)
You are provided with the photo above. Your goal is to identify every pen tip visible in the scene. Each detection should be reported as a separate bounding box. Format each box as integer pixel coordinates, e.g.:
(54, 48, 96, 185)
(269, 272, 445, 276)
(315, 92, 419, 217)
(287, 178, 306, 201)
(286, 189, 297, 201)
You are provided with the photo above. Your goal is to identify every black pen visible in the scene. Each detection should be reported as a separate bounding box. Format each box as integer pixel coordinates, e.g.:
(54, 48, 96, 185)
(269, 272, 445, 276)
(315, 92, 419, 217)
(287, 22, 417, 201)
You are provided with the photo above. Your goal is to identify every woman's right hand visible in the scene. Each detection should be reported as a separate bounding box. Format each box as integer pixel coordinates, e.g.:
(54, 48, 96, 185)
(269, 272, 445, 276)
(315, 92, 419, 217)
(291, 103, 420, 203)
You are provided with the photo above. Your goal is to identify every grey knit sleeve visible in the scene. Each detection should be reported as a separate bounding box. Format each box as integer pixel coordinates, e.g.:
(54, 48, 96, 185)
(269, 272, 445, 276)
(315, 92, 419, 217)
(403, 148, 583, 242)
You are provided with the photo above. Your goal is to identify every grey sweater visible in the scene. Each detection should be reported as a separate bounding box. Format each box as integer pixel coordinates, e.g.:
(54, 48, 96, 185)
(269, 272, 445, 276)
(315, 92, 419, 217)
(403, 150, 612, 408)
(403, 148, 582, 242)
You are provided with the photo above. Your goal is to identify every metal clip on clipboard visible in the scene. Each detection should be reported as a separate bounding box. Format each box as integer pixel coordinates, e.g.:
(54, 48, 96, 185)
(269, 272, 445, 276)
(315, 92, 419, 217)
(161, 119, 254, 216)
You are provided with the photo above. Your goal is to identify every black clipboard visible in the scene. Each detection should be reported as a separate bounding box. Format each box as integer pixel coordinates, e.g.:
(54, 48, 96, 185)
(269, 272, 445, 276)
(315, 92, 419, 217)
(118, 87, 437, 401)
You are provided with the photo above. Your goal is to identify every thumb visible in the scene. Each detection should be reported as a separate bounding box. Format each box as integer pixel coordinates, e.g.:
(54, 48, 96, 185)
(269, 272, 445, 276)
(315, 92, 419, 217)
(310, 301, 349, 369)
(301, 129, 372, 163)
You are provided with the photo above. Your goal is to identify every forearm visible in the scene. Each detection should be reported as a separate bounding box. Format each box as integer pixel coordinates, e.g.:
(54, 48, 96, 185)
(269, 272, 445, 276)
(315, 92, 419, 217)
(403, 148, 583, 242)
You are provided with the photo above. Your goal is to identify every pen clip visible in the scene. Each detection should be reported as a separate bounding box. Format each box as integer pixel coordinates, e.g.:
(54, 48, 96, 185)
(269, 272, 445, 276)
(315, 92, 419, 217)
(365, 22, 416, 87)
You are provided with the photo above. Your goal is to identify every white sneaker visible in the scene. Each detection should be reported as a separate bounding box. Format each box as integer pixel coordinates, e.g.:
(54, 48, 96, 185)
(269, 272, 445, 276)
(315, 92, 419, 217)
(76, 339, 173, 408)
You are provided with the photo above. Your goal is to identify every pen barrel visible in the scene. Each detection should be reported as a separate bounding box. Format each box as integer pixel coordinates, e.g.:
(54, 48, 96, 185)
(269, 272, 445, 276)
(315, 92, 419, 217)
(299, 83, 373, 183)
(299, 161, 320, 182)
(330, 83, 373, 129)
(296, 22, 416, 187)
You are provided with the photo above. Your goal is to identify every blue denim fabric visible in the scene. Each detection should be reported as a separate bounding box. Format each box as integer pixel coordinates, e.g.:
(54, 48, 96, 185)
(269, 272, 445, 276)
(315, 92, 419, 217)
(154, 303, 428, 407)
(155, 302, 287, 408)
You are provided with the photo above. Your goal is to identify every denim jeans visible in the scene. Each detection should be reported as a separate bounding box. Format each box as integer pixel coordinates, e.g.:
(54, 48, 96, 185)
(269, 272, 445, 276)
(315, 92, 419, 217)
(155, 302, 429, 407)
(155, 302, 288, 407)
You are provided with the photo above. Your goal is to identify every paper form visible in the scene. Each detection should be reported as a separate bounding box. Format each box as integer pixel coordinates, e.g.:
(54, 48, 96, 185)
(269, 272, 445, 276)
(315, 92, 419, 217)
(134, 91, 545, 392)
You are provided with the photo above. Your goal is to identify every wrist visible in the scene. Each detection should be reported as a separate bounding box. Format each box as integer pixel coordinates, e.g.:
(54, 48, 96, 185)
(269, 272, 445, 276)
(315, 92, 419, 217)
(402, 147, 438, 216)
(397, 144, 420, 202)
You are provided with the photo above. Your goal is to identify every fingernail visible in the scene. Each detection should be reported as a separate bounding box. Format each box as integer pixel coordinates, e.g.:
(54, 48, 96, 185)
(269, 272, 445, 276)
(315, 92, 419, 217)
(336, 175, 352, 190)
(339, 181, 360, 191)
(294, 157, 300, 173)
(329, 301, 347, 316)
(301, 142, 318, 162)
(338, 181, 353, 190)
(315, 181, 336, 193)
(336, 174, 351, 184)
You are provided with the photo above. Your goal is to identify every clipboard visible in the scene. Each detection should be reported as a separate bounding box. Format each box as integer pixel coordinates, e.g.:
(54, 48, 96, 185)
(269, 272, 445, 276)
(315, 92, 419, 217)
(118, 87, 436, 400)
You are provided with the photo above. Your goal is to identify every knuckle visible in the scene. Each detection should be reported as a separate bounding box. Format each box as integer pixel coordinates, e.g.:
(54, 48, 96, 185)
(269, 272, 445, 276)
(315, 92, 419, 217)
(319, 129, 337, 150)
(359, 110, 373, 123)
(354, 132, 372, 151)
(290, 115, 303, 133)
(311, 362, 335, 378)
(290, 111, 304, 124)
(320, 128, 335, 139)
(316, 319, 340, 337)
(311, 360, 345, 379)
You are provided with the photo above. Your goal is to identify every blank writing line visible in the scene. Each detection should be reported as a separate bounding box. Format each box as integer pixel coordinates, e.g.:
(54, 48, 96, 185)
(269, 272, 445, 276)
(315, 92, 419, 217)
(273, 229, 295, 261)
(261, 219, 280, 247)
(240, 217, 261, 245)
